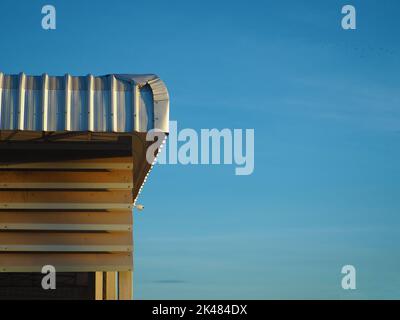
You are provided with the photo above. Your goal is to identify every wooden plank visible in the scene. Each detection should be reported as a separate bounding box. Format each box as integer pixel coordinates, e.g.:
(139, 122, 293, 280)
(0, 252, 133, 272)
(0, 170, 132, 184)
(95, 271, 103, 300)
(0, 203, 132, 210)
(118, 271, 133, 300)
(0, 222, 130, 231)
(0, 153, 132, 163)
(0, 183, 132, 189)
(0, 231, 132, 252)
(0, 190, 131, 203)
(0, 142, 131, 151)
(0, 211, 132, 231)
(0, 162, 132, 169)
(0, 152, 133, 170)
(105, 271, 117, 300)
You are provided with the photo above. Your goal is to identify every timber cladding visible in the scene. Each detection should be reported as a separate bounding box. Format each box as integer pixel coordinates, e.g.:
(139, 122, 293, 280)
(0, 138, 135, 273)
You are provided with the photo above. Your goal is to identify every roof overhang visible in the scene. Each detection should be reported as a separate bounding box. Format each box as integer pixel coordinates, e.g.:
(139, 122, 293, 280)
(0, 72, 170, 203)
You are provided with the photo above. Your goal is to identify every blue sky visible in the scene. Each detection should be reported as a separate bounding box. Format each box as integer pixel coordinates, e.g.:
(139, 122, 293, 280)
(1, 0, 400, 299)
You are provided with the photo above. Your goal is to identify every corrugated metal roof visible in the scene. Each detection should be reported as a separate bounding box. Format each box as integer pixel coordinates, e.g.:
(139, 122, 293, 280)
(0, 73, 169, 133)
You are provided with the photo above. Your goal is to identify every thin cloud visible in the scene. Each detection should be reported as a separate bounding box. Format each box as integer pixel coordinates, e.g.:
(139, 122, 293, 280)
(152, 280, 187, 284)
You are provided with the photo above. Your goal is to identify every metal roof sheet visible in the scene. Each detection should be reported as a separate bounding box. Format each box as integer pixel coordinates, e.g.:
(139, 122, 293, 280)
(0, 73, 169, 133)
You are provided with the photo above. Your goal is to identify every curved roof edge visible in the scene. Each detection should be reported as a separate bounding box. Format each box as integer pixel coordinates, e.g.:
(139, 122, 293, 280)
(115, 74, 169, 133)
(0, 72, 170, 133)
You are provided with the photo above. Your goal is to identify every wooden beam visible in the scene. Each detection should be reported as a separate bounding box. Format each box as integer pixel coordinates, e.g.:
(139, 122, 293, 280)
(0, 190, 131, 203)
(118, 271, 133, 300)
(0, 203, 132, 210)
(0, 170, 133, 185)
(0, 222, 131, 231)
(0, 142, 131, 151)
(0, 211, 132, 231)
(0, 183, 132, 189)
(0, 162, 132, 169)
(0, 231, 132, 252)
(0, 252, 133, 272)
(105, 271, 117, 300)
(95, 271, 103, 300)
(0, 152, 132, 163)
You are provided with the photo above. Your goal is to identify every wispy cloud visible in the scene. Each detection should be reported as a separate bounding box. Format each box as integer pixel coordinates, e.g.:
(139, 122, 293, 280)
(151, 280, 187, 284)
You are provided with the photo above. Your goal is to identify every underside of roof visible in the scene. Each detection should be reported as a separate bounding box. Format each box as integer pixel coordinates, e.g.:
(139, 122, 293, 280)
(0, 73, 169, 133)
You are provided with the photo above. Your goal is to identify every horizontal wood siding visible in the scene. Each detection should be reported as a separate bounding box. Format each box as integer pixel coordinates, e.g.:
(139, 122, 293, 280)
(0, 141, 134, 272)
(0, 253, 133, 272)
